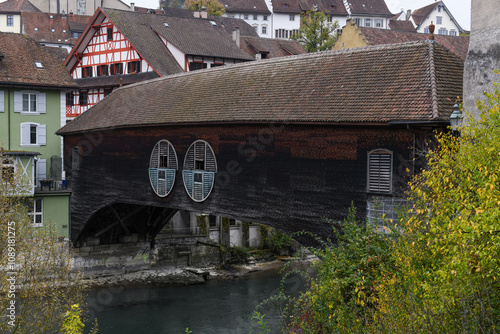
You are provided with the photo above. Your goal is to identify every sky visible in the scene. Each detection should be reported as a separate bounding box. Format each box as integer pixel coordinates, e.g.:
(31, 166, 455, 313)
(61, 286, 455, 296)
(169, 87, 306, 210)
(125, 0, 471, 30)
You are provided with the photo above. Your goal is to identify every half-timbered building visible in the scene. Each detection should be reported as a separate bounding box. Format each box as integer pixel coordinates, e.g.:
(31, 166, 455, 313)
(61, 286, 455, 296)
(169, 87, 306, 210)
(64, 8, 255, 119)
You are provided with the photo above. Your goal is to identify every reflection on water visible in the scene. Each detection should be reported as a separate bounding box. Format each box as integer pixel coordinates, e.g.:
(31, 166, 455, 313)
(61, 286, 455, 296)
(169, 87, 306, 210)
(85, 266, 307, 334)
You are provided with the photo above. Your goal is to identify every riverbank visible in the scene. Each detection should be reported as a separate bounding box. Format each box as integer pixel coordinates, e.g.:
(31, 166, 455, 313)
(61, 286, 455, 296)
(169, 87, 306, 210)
(84, 254, 316, 288)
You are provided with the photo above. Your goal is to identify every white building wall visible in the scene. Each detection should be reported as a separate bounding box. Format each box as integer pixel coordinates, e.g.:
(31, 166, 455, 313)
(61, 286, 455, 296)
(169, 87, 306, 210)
(273, 13, 300, 38)
(416, 6, 461, 35)
(224, 12, 272, 37)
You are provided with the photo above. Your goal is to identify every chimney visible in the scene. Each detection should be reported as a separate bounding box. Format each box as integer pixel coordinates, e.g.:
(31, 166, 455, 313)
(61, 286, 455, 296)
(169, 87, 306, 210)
(232, 27, 240, 47)
(201, 10, 208, 19)
(130, 2, 135, 11)
(193, 11, 200, 18)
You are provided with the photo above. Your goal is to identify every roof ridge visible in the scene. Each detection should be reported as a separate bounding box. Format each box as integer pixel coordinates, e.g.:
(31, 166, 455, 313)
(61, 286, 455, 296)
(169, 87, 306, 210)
(426, 40, 439, 119)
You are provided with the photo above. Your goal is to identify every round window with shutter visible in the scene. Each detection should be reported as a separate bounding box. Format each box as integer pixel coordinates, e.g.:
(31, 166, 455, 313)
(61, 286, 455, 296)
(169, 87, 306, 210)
(182, 140, 217, 202)
(149, 140, 178, 197)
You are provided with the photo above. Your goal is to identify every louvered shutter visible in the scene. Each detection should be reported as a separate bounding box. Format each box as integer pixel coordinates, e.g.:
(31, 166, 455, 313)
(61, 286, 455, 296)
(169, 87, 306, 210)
(14, 91, 22, 112)
(205, 146, 217, 172)
(37, 93, 46, 114)
(183, 170, 194, 197)
(0, 90, 4, 112)
(149, 168, 159, 193)
(368, 151, 392, 193)
(38, 124, 46, 145)
(37, 159, 47, 181)
(203, 172, 215, 198)
(184, 145, 195, 170)
(20, 123, 31, 145)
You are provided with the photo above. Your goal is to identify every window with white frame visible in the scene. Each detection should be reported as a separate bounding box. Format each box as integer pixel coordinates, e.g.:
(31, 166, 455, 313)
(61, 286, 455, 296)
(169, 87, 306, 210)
(449, 29, 457, 36)
(182, 140, 217, 202)
(29, 199, 43, 226)
(367, 149, 392, 194)
(0, 90, 4, 112)
(7, 15, 13, 26)
(253, 25, 258, 32)
(263, 15, 268, 21)
(14, 91, 46, 115)
(20, 123, 46, 147)
(244, 14, 249, 20)
(375, 19, 383, 28)
(354, 18, 362, 26)
(36, 158, 46, 182)
(424, 27, 430, 34)
(253, 15, 258, 20)
(436, 16, 442, 24)
(262, 25, 267, 34)
(289, 14, 295, 21)
(365, 18, 371, 27)
(438, 27, 448, 35)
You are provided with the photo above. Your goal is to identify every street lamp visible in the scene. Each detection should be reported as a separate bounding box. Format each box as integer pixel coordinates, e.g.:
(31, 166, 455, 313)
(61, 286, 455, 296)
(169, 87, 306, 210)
(449, 103, 462, 132)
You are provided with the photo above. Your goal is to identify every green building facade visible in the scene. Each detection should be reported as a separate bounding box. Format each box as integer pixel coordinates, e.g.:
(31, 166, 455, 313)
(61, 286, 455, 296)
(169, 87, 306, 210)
(0, 32, 77, 238)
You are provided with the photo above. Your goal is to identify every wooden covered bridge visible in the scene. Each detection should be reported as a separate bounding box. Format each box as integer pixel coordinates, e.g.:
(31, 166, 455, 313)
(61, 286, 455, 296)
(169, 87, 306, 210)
(57, 40, 463, 246)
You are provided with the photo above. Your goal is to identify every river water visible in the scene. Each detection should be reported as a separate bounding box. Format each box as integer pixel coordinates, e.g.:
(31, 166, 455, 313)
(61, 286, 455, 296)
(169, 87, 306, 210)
(85, 266, 308, 334)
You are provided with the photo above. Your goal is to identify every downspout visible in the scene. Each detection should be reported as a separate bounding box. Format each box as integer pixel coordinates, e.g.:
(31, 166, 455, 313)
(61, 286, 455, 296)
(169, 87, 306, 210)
(7, 87, 11, 150)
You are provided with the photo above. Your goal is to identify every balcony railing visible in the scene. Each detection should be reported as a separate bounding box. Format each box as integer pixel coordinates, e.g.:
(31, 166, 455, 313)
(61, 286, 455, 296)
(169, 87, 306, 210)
(35, 178, 71, 192)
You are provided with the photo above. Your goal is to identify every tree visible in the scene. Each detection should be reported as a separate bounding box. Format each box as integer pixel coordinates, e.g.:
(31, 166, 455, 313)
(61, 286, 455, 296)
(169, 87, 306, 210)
(292, 9, 339, 53)
(160, 0, 185, 9)
(0, 160, 89, 333)
(184, 0, 225, 16)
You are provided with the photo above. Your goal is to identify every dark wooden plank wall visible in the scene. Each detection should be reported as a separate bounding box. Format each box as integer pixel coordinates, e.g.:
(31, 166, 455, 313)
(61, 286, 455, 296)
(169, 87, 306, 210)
(63, 123, 419, 244)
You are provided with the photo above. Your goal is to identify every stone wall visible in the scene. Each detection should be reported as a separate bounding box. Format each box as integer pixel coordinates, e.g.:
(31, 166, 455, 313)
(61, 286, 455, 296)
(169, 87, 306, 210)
(464, 0, 500, 118)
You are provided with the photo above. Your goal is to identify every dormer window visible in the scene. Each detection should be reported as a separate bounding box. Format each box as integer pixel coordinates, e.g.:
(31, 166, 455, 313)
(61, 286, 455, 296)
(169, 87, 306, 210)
(34, 27, 38, 31)
(34, 62, 43, 69)
(209, 20, 217, 26)
(283, 3, 289, 8)
(51, 29, 55, 32)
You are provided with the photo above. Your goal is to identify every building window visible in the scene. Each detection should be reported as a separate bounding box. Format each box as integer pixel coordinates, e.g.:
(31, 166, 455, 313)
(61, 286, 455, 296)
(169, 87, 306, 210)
(253, 25, 258, 32)
(375, 19, 383, 28)
(262, 26, 267, 34)
(436, 16, 442, 24)
(29, 199, 43, 226)
(7, 15, 13, 26)
(127, 60, 141, 74)
(367, 149, 392, 194)
(66, 92, 74, 106)
(1, 158, 14, 184)
(104, 88, 112, 97)
(244, 14, 248, 20)
(149, 140, 178, 197)
(327, 15, 333, 23)
(79, 91, 88, 105)
(365, 18, 371, 27)
(438, 28, 448, 35)
(424, 27, 430, 34)
(182, 140, 217, 202)
(289, 14, 295, 21)
(438, 6, 442, 12)
(97, 64, 109, 76)
(253, 15, 258, 20)
(189, 62, 207, 71)
(107, 27, 113, 40)
(110, 63, 123, 75)
(354, 18, 362, 26)
(71, 31, 81, 38)
(22, 93, 37, 112)
(449, 29, 457, 36)
(81, 66, 93, 78)
(263, 15, 268, 21)
(20, 123, 46, 146)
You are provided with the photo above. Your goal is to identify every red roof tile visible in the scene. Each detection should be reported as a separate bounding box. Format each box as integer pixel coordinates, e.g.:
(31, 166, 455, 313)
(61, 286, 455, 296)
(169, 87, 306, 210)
(0, 0, 39, 12)
(0, 32, 76, 88)
(22, 12, 91, 45)
(58, 41, 463, 135)
(346, 0, 392, 16)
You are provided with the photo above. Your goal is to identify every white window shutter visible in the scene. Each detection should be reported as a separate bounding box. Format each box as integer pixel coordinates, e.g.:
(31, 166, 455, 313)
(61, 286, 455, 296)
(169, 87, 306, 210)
(14, 91, 22, 112)
(38, 124, 46, 145)
(37, 92, 46, 114)
(37, 159, 47, 181)
(20, 123, 31, 145)
(0, 90, 4, 112)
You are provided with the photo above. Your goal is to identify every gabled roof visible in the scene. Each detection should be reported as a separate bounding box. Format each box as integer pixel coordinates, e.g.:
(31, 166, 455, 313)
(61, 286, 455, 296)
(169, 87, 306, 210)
(241, 36, 306, 58)
(22, 12, 91, 45)
(347, 25, 469, 60)
(0, 32, 76, 88)
(0, 0, 39, 12)
(346, 0, 392, 17)
(58, 40, 463, 135)
(410, 1, 464, 33)
(411, 2, 439, 27)
(218, 0, 271, 14)
(389, 19, 415, 32)
(65, 8, 254, 76)
(271, 0, 347, 15)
